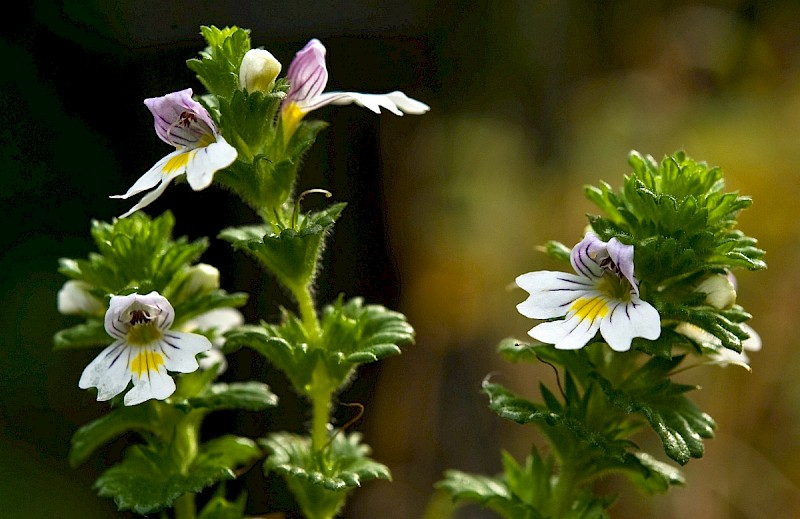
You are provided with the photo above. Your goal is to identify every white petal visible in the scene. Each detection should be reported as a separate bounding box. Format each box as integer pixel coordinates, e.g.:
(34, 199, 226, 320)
(599, 298, 661, 352)
(123, 347, 176, 405)
(116, 175, 174, 218)
(530, 310, 602, 350)
(312, 91, 429, 115)
(57, 280, 104, 315)
(741, 323, 762, 352)
(159, 331, 212, 373)
(124, 367, 175, 406)
(111, 149, 185, 199)
(79, 340, 132, 401)
(198, 348, 228, 374)
(516, 271, 593, 319)
(185, 136, 237, 191)
(186, 308, 244, 335)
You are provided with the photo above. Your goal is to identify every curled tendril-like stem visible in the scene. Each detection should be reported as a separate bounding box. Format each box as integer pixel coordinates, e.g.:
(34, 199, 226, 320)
(324, 402, 365, 450)
(535, 352, 566, 400)
(291, 189, 333, 229)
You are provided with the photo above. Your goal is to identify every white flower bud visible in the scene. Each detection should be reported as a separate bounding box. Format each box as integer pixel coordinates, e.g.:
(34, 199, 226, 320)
(57, 280, 105, 316)
(696, 274, 736, 310)
(182, 263, 220, 298)
(239, 49, 282, 93)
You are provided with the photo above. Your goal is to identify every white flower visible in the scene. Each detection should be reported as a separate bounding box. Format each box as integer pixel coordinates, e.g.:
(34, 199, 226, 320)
(79, 292, 211, 406)
(280, 38, 429, 136)
(695, 274, 736, 310)
(57, 280, 105, 316)
(675, 322, 762, 370)
(516, 232, 661, 352)
(112, 89, 237, 218)
(176, 263, 220, 301)
(184, 307, 245, 374)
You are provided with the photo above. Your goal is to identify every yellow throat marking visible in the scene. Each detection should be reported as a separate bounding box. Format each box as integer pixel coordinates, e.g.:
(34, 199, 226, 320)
(130, 350, 165, 378)
(570, 296, 609, 322)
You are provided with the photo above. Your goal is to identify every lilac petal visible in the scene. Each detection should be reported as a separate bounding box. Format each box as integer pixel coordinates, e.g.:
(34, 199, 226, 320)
(599, 298, 660, 352)
(516, 271, 593, 319)
(159, 331, 212, 373)
(285, 39, 328, 104)
(184, 135, 238, 191)
(144, 88, 217, 147)
(570, 233, 605, 280)
(606, 238, 638, 295)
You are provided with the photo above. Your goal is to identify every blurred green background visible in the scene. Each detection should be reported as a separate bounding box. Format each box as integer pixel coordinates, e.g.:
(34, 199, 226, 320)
(3, 1, 799, 518)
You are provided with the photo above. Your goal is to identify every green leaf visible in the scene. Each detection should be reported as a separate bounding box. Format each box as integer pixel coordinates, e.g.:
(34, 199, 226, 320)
(541, 240, 572, 263)
(186, 25, 251, 100)
(69, 403, 160, 467)
(438, 450, 613, 519)
(96, 435, 260, 514)
(262, 432, 390, 519)
(53, 319, 108, 350)
(592, 356, 716, 465)
(225, 297, 414, 395)
(219, 203, 347, 292)
(199, 494, 248, 519)
(181, 381, 278, 411)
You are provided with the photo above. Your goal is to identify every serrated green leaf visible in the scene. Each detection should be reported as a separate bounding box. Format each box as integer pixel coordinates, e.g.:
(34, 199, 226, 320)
(262, 432, 389, 519)
(53, 319, 108, 350)
(95, 435, 260, 514)
(69, 403, 160, 467)
(590, 356, 716, 465)
(219, 203, 347, 292)
(187, 25, 251, 99)
(225, 297, 413, 395)
(181, 381, 278, 411)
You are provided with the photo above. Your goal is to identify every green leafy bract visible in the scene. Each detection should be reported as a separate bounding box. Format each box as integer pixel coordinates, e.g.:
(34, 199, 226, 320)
(262, 432, 390, 519)
(439, 450, 613, 519)
(69, 402, 161, 468)
(219, 203, 347, 293)
(585, 150, 765, 354)
(179, 381, 278, 411)
(54, 211, 248, 350)
(224, 296, 414, 395)
(95, 435, 260, 514)
(187, 26, 251, 101)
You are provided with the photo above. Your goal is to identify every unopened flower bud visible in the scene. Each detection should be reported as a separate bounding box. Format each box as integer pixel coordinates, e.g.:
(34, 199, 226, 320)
(696, 274, 736, 310)
(182, 263, 220, 298)
(239, 49, 282, 93)
(57, 280, 105, 316)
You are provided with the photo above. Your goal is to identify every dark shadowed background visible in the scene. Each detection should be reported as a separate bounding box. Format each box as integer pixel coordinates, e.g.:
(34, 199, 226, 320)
(3, 1, 800, 518)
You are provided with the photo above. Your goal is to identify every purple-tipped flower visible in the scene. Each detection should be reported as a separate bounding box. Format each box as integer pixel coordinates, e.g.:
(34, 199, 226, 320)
(112, 89, 237, 217)
(516, 232, 661, 352)
(280, 39, 430, 135)
(79, 292, 212, 406)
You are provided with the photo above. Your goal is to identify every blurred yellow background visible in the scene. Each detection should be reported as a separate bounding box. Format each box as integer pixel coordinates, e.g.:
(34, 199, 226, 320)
(2, 1, 799, 518)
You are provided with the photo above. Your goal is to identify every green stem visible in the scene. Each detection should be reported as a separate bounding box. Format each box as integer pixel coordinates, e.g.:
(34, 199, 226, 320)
(309, 361, 334, 452)
(173, 492, 197, 519)
(294, 283, 322, 346)
(550, 464, 579, 518)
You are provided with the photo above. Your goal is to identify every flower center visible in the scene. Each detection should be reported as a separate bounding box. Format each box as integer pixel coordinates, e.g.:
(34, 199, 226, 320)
(125, 308, 162, 345)
(596, 273, 632, 302)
